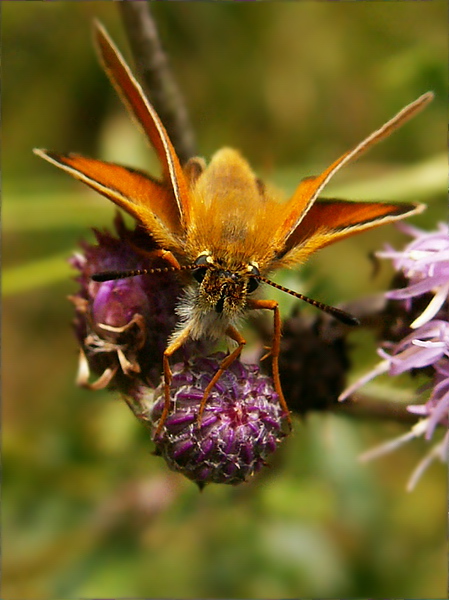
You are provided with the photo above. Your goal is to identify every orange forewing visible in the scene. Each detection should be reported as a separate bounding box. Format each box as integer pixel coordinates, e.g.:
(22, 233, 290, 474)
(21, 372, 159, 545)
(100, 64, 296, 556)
(35, 22, 431, 271)
(278, 92, 433, 243)
(93, 22, 191, 228)
(33, 149, 183, 251)
(277, 199, 424, 267)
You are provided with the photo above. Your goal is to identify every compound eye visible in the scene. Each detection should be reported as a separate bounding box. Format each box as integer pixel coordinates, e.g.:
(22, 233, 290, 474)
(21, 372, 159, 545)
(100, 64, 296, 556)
(193, 254, 210, 283)
(193, 267, 207, 284)
(247, 264, 260, 293)
(247, 278, 259, 293)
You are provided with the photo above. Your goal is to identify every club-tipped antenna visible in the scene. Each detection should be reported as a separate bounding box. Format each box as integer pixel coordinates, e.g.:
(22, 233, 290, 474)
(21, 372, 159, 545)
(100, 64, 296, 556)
(256, 275, 360, 326)
(91, 264, 196, 282)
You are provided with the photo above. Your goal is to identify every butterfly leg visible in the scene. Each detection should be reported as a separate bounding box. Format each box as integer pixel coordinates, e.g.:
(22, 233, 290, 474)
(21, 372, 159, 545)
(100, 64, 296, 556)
(127, 243, 182, 271)
(247, 298, 291, 429)
(144, 248, 181, 270)
(196, 326, 246, 424)
(154, 325, 192, 438)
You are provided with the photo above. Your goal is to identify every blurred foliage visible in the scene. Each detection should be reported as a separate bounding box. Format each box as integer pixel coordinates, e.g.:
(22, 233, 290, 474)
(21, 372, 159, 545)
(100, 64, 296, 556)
(3, 2, 447, 599)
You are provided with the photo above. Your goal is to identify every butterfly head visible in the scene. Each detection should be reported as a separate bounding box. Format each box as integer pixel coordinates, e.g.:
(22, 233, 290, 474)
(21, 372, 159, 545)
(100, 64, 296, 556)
(191, 252, 260, 315)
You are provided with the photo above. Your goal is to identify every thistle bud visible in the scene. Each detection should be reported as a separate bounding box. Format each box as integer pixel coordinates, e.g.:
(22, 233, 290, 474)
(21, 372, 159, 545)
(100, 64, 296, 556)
(69, 213, 182, 391)
(277, 313, 350, 415)
(134, 354, 287, 487)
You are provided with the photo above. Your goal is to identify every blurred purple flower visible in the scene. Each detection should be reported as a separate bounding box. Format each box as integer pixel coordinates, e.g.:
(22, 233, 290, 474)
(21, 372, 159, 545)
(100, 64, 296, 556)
(339, 223, 449, 489)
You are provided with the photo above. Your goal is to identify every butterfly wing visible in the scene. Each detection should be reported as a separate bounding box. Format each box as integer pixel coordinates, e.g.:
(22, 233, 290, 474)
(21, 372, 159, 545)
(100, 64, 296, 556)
(93, 22, 191, 228)
(276, 197, 424, 267)
(33, 149, 184, 250)
(275, 92, 433, 261)
(34, 23, 192, 249)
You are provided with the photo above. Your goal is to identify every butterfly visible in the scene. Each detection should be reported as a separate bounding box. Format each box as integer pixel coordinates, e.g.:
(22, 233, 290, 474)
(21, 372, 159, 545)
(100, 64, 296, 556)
(34, 22, 431, 433)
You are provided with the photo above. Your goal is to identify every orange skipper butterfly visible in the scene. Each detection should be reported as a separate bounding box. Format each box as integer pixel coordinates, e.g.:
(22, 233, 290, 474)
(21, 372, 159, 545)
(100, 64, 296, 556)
(34, 23, 430, 432)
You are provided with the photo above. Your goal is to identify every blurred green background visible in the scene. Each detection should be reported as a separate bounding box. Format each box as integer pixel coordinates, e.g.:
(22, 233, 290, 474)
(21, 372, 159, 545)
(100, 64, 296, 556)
(3, 2, 446, 599)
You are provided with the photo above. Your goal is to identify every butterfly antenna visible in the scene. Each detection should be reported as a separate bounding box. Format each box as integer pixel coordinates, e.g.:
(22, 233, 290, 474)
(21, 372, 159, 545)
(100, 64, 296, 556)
(91, 264, 196, 282)
(257, 275, 360, 326)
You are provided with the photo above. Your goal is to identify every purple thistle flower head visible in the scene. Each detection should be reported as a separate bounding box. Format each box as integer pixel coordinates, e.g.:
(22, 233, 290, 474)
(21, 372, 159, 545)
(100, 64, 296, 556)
(134, 353, 287, 487)
(378, 222, 449, 328)
(69, 213, 183, 391)
(408, 358, 449, 436)
(378, 319, 449, 376)
(340, 223, 449, 488)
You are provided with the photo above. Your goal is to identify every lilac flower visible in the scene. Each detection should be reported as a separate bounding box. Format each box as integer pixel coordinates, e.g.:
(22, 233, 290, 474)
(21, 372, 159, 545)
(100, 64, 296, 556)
(408, 359, 449, 434)
(339, 223, 449, 489)
(132, 353, 287, 488)
(378, 222, 449, 328)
